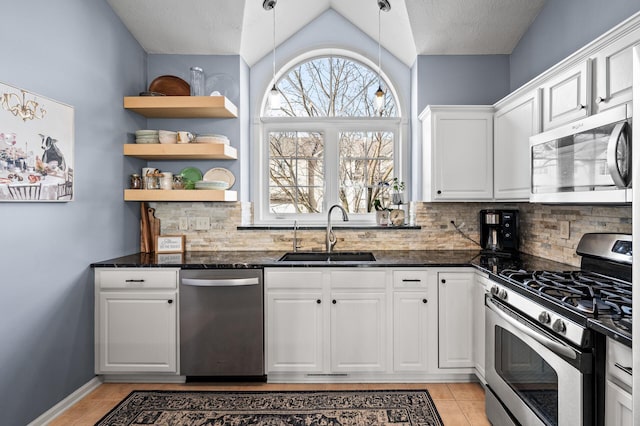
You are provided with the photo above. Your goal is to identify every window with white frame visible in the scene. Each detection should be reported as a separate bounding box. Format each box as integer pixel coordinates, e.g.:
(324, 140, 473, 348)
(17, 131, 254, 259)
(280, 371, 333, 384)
(258, 54, 401, 224)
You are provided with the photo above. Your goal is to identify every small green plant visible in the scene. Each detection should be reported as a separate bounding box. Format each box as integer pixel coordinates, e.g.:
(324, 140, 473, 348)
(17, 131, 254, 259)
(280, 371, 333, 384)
(391, 177, 405, 193)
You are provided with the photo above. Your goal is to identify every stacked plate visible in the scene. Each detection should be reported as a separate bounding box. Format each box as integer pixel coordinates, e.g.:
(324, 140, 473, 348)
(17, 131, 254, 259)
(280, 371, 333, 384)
(202, 167, 234, 190)
(195, 133, 229, 145)
(194, 180, 228, 190)
(135, 130, 159, 144)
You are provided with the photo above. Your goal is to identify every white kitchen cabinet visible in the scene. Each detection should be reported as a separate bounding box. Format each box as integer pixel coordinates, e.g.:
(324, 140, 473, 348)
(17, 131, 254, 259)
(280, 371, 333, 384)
(266, 291, 324, 373)
(265, 268, 387, 376)
(330, 292, 386, 372)
(94, 268, 179, 374)
(592, 27, 639, 114)
(493, 90, 541, 200)
(392, 270, 434, 373)
(541, 60, 590, 130)
(605, 338, 633, 426)
(438, 271, 475, 369)
(419, 106, 494, 201)
(473, 273, 492, 383)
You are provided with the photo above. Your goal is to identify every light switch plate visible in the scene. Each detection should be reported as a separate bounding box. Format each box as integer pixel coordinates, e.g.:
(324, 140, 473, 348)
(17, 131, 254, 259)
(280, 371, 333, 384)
(179, 217, 189, 231)
(195, 217, 210, 230)
(559, 221, 570, 239)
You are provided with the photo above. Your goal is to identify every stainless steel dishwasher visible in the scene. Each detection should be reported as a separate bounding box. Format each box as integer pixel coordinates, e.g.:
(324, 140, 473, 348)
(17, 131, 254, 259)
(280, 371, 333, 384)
(179, 268, 265, 380)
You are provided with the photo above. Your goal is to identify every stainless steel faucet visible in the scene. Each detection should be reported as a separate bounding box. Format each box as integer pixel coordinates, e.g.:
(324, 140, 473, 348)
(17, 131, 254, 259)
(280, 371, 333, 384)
(292, 220, 300, 252)
(326, 204, 349, 253)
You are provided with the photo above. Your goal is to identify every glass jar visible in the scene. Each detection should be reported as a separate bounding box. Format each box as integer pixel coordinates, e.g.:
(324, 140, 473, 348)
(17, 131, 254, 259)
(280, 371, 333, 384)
(172, 175, 185, 190)
(190, 67, 205, 96)
(129, 173, 142, 189)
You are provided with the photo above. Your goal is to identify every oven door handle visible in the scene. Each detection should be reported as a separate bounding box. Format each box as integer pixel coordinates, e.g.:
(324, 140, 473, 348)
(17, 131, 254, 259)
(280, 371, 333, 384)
(487, 298, 577, 360)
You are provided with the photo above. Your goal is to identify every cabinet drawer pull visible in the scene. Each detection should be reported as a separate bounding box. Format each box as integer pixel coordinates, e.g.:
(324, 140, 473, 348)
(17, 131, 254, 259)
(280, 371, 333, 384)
(402, 279, 422, 282)
(125, 279, 145, 283)
(614, 362, 632, 376)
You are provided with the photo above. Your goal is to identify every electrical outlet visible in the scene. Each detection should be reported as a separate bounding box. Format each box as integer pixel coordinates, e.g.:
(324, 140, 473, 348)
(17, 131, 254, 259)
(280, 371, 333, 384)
(195, 217, 210, 230)
(178, 217, 189, 231)
(559, 221, 570, 239)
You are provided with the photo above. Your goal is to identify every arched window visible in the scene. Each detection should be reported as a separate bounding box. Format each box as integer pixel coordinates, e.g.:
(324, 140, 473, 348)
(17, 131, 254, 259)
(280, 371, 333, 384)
(257, 53, 402, 224)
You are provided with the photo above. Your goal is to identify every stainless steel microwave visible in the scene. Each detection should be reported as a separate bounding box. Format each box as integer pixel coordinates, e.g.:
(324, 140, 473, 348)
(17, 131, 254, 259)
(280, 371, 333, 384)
(529, 104, 631, 203)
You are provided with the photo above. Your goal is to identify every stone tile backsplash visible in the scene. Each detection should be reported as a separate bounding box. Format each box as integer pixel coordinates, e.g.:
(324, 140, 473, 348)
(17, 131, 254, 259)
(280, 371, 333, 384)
(149, 201, 631, 267)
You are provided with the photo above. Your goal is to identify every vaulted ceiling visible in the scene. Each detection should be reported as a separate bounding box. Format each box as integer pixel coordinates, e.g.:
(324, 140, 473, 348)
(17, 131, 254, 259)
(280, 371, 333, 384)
(106, 0, 546, 67)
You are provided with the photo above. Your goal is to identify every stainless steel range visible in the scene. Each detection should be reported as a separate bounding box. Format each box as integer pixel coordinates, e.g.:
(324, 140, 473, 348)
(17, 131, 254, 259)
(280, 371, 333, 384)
(484, 233, 631, 426)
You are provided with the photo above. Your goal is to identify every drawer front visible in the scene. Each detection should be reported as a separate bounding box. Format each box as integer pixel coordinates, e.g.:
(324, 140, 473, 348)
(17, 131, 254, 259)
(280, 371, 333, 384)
(393, 270, 429, 288)
(330, 270, 386, 289)
(96, 268, 178, 289)
(607, 337, 632, 390)
(264, 269, 324, 289)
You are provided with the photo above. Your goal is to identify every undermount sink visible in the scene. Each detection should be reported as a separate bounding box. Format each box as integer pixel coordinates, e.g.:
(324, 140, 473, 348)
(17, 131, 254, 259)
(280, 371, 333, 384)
(277, 251, 376, 262)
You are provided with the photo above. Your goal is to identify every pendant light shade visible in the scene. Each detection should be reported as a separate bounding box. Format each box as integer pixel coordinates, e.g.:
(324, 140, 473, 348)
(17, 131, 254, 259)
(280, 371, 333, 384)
(374, 0, 390, 115)
(264, 0, 282, 111)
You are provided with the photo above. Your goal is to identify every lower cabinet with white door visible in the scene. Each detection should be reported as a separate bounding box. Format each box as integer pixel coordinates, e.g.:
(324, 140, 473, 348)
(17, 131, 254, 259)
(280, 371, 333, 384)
(94, 268, 180, 376)
(265, 267, 477, 382)
(605, 338, 633, 425)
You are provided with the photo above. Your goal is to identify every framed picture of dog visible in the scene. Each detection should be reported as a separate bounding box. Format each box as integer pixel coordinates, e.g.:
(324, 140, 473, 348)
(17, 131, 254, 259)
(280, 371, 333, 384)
(0, 81, 74, 202)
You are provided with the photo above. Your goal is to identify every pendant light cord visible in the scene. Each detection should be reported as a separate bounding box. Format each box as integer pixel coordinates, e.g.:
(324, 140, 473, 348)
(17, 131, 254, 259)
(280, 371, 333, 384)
(377, 7, 381, 86)
(272, 7, 277, 88)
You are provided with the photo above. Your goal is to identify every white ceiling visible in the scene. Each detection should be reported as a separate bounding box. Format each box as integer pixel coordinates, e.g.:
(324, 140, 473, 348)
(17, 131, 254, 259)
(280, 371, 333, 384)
(106, 0, 546, 67)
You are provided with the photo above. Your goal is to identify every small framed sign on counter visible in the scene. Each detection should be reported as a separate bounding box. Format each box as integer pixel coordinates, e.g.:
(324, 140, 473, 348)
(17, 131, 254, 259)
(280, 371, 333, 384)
(156, 235, 185, 253)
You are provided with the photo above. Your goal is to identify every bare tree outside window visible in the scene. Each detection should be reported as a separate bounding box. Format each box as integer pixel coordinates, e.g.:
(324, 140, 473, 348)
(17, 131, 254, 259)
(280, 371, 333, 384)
(263, 56, 398, 216)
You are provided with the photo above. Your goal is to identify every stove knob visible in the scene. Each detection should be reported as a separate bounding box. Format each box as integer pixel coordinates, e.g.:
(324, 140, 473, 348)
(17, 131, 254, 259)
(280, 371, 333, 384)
(552, 319, 566, 334)
(538, 311, 551, 324)
(498, 289, 508, 300)
(490, 285, 499, 296)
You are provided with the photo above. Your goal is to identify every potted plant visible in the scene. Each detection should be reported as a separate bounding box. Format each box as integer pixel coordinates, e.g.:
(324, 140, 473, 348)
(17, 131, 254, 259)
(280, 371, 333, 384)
(391, 177, 405, 205)
(373, 198, 390, 226)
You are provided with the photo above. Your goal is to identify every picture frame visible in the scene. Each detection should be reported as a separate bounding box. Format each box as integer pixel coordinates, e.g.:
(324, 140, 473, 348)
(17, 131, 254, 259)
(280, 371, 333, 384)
(156, 235, 185, 253)
(0, 81, 74, 202)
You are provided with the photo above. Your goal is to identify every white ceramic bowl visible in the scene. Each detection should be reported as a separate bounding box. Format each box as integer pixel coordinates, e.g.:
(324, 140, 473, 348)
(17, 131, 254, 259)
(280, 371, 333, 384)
(158, 130, 177, 144)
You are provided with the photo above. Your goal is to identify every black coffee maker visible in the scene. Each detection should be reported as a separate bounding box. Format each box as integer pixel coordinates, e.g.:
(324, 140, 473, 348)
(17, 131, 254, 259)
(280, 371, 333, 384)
(479, 209, 519, 255)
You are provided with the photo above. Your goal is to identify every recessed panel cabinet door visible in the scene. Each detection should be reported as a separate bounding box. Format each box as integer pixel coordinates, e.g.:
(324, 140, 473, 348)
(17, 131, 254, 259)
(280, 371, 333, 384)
(97, 292, 177, 373)
(605, 380, 633, 426)
(494, 90, 541, 200)
(393, 291, 430, 372)
(266, 291, 324, 373)
(541, 60, 590, 130)
(438, 272, 474, 369)
(330, 292, 386, 372)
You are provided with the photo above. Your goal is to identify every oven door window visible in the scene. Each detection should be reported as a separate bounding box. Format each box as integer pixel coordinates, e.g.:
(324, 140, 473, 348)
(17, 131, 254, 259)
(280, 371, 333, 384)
(496, 325, 559, 426)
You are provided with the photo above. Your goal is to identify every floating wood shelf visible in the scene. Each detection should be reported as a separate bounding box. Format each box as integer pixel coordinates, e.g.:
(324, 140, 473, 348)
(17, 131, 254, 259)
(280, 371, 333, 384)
(124, 189, 237, 202)
(123, 143, 237, 160)
(123, 96, 238, 118)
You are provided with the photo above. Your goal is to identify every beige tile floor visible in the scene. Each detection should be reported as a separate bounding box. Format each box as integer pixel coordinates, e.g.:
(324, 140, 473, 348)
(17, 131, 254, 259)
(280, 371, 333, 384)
(49, 381, 489, 426)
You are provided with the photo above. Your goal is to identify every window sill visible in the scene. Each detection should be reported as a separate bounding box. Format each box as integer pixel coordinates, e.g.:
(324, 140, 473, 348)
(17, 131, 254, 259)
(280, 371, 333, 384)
(237, 225, 421, 231)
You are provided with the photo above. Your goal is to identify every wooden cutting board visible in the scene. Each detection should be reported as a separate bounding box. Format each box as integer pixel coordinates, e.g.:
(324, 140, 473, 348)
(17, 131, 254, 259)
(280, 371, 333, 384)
(148, 75, 190, 96)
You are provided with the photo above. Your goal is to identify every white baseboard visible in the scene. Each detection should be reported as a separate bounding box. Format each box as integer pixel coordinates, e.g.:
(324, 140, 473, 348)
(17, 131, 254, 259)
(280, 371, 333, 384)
(28, 376, 103, 426)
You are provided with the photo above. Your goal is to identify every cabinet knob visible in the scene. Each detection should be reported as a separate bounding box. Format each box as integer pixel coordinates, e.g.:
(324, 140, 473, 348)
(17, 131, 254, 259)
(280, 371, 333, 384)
(437, 190, 442, 195)
(168, 299, 173, 304)
(332, 299, 337, 304)
(576, 104, 585, 110)
(441, 279, 446, 284)
(596, 96, 606, 104)
(422, 299, 428, 304)
(316, 299, 321, 304)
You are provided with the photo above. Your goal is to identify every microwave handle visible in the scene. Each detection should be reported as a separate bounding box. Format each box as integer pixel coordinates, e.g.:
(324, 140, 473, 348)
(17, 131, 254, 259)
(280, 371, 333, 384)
(607, 121, 629, 188)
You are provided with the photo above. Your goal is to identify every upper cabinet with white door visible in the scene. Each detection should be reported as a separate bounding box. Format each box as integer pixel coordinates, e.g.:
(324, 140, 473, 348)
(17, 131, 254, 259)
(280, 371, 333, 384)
(419, 106, 494, 201)
(493, 89, 541, 200)
(591, 26, 640, 114)
(541, 60, 591, 131)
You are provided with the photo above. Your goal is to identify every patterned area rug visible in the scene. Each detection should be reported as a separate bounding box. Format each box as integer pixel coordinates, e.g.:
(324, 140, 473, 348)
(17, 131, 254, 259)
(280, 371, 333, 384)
(95, 390, 444, 425)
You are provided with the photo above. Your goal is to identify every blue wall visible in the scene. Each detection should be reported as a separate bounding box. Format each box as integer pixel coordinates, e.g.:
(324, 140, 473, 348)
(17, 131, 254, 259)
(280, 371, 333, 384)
(414, 55, 510, 111)
(510, 0, 640, 90)
(0, 1, 145, 424)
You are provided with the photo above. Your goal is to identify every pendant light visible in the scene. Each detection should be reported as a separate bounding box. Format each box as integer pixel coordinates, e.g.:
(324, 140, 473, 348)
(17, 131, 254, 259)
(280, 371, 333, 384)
(263, 0, 281, 110)
(374, 0, 390, 115)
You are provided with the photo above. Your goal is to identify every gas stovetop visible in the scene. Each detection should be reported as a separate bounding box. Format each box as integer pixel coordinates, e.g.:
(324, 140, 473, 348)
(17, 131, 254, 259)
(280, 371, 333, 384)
(490, 233, 632, 345)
